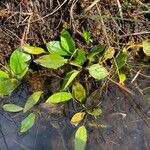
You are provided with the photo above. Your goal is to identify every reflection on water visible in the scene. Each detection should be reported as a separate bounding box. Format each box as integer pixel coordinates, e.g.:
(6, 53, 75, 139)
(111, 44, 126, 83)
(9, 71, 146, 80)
(0, 82, 150, 150)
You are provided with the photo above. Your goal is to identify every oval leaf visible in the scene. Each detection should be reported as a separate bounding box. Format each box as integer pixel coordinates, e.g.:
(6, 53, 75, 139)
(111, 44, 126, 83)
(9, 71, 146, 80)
(0, 79, 20, 96)
(46, 92, 72, 104)
(3, 104, 23, 112)
(115, 52, 127, 69)
(0, 70, 9, 81)
(34, 54, 67, 69)
(22, 44, 46, 55)
(82, 29, 91, 44)
(10, 49, 31, 78)
(61, 29, 76, 53)
(72, 82, 86, 103)
(74, 126, 87, 150)
(102, 47, 115, 61)
(46, 41, 69, 56)
(88, 64, 109, 80)
(62, 70, 80, 90)
(142, 41, 150, 56)
(71, 112, 85, 125)
(23, 91, 43, 113)
(20, 113, 36, 133)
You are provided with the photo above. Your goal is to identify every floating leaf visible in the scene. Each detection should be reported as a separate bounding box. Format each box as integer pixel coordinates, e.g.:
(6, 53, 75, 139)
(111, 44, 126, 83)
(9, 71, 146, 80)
(3, 104, 23, 112)
(10, 49, 31, 78)
(46, 92, 72, 104)
(115, 52, 127, 69)
(61, 29, 76, 53)
(102, 47, 115, 61)
(88, 64, 109, 80)
(0, 70, 9, 81)
(142, 41, 150, 56)
(46, 41, 70, 56)
(82, 29, 91, 44)
(71, 112, 85, 125)
(62, 70, 80, 89)
(23, 91, 43, 113)
(34, 54, 68, 69)
(22, 44, 46, 55)
(87, 44, 105, 62)
(72, 82, 86, 103)
(87, 107, 102, 118)
(20, 113, 36, 133)
(74, 126, 87, 150)
(70, 49, 86, 66)
(0, 78, 19, 96)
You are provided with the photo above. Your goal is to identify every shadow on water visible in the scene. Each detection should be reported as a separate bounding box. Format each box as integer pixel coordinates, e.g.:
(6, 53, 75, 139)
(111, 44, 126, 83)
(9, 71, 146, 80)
(0, 75, 150, 150)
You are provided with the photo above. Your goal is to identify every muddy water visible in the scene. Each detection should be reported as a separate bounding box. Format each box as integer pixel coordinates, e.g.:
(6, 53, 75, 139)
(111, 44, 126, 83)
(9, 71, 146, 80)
(0, 80, 150, 150)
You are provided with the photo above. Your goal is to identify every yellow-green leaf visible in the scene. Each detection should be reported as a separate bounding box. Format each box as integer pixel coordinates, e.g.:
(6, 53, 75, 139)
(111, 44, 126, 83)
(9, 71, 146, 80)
(62, 70, 80, 89)
(20, 113, 36, 133)
(34, 54, 68, 69)
(102, 47, 115, 61)
(72, 82, 86, 103)
(142, 41, 150, 56)
(3, 104, 23, 112)
(23, 91, 43, 113)
(116, 52, 127, 69)
(71, 112, 85, 125)
(74, 126, 87, 150)
(0, 70, 9, 81)
(87, 107, 102, 118)
(88, 64, 109, 80)
(119, 72, 126, 85)
(22, 44, 46, 55)
(46, 92, 72, 104)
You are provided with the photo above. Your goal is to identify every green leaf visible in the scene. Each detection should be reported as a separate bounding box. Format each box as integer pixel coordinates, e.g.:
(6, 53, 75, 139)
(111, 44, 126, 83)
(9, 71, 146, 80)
(74, 126, 87, 150)
(0, 79, 20, 96)
(46, 92, 72, 104)
(60, 29, 76, 53)
(82, 29, 91, 44)
(102, 47, 115, 61)
(87, 107, 102, 118)
(0, 70, 9, 81)
(34, 54, 68, 69)
(115, 52, 127, 69)
(70, 49, 86, 66)
(10, 49, 31, 78)
(46, 41, 70, 56)
(87, 44, 105, 62)
(142, 41, 150, 56)
(22, 44, 46, 55)
(23, 91, 43, 113)
(119, 72, 126, 85)
(20, 113, 36, 133)
(72, 82, 86, 103)
(88, 64, 109, 80)
(62, 70, 80, 89)
(3, 104, 23, 112)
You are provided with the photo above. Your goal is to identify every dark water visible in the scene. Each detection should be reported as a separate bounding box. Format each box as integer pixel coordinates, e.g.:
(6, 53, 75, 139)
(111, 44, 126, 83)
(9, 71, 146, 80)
(0, 80, 150, 150)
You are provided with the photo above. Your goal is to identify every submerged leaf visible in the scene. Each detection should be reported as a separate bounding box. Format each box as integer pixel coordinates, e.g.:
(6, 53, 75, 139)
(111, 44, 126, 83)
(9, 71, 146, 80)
(88, 64, 109, 80)
(3, 104, 23, 112)
(62, 70, 80, 89)
(71, 112, 85, 125)
(72, 82, 86, 103)
(24, 91, 43, 113)
(46, 92, 72, 104)
(22, 44, 46, 55)
(10, 49, 31, 78)
(46, 41, 69, 56)
(20, 113, 36, 133)
(74, 126, 87, 150)
(142, 41, 150, 56)
(34, 54, 68, 69)
(61, 29, 76, 53)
